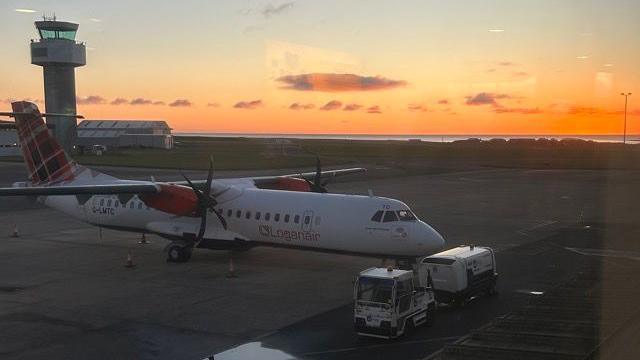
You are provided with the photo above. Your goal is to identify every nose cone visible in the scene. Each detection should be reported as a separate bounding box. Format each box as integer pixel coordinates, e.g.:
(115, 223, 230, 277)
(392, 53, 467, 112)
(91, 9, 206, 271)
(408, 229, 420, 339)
(419, 221, 445, 251)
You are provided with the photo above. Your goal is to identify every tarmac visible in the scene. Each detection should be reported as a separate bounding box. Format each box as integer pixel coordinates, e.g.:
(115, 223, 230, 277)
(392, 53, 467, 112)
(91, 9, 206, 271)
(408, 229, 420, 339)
(1, 161, 639, 359)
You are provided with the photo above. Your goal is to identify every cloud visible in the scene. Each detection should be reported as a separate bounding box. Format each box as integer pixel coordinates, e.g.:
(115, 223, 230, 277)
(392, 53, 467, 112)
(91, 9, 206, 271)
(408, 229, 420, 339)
(234, 100, 263, 109)
(276, 73, 406, 92)
(110, 97, 128, 105)
(343, 103, 363, 111)
(289, 102, 315, 110)
(15, 8, 37, 13)
(153, 100, 165, 105)
(76, 95, 106, 105)
(366, 105, 382, 114)
(465, 92, 511, 106)
(498, 61, 515, 66)
(512, 71, 528, 77)
(494, 107, 542, 114)
(130, 98, 153, 105)
(88, 18, 102, 23)
(566, 106, 622, 116)
(169, 99, 192, 107)
(408, 104, 428, 112)
(262, 2, 294, 17)
(437, 99, 449, 105)
(207, 102, 220, 107)
(320, 100, 342, 111)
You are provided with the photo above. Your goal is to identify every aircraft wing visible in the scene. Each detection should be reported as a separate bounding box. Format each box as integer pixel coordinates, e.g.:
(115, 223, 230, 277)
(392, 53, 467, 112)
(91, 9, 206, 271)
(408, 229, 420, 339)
(170, 167, 366, 189)
(253, 167, 366, 186)
(0, 183, 160, 196)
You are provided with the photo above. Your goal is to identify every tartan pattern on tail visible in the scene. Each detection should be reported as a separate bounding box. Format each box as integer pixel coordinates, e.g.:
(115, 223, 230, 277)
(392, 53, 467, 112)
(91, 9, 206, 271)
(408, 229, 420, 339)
(11, 101, 77, 185)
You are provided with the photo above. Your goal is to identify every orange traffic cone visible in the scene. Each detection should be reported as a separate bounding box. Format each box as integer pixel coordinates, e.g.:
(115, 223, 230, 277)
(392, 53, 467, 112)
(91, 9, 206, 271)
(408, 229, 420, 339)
(226, 257, 237, 278)
(10, 223, 19, 238)
(125, 253, 136, 268)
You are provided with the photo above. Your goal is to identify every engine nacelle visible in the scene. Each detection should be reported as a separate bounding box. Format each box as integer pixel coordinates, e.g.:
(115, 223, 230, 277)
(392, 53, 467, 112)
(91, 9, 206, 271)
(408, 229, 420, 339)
(259, 177, 311, 192)
(140, 184, 199, 216)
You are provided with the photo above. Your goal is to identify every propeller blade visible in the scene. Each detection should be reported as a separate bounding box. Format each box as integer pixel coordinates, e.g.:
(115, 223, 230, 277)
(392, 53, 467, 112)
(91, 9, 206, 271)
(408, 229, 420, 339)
(314, 157, 322, 186)
(204, 156, 214, 197)
(197, 212, 207, 241)
(180, 171, 196, 190)
(212, 208, 228, 230)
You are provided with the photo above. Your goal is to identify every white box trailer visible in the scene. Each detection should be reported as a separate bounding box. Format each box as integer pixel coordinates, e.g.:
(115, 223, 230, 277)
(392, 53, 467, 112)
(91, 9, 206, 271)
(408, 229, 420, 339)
(417, 245, 497, 305)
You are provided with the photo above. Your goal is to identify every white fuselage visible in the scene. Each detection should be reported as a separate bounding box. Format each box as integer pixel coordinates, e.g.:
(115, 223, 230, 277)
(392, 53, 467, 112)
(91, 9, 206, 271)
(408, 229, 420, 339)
(41, 180, 445, 258)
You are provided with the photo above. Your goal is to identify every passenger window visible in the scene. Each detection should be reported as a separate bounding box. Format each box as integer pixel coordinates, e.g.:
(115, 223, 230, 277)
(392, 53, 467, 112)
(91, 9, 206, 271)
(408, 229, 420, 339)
(294, 215, 300, 224)
(265, 213, 271, 221)
(107, 199, 112, 206)
(227, 209, 232, 217)
(304, 216, 310, 225)
(236, 210, 242, 218)
(246, 211, 251, 219)
(371, 210, 383, 222)
(397, 210, 417, 221)
(256, 212, 261, 220)
(274, 213, 280, 222)
(100, 198, 104, 206)
(383, 211, 398, 222)
(284, 214, 290, 223)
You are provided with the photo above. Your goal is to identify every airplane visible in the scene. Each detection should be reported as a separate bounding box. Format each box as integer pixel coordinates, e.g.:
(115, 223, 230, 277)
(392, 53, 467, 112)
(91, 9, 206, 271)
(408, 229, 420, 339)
(0, 101, 445, 263)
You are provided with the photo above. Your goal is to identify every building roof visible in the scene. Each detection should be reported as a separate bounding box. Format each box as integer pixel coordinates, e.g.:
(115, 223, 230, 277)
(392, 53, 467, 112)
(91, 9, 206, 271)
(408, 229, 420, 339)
(78, 120, 171, 130)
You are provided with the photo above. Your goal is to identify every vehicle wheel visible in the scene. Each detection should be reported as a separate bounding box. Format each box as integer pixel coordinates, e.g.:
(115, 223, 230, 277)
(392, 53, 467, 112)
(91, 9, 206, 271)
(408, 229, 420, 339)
(167, 244, 190, 263)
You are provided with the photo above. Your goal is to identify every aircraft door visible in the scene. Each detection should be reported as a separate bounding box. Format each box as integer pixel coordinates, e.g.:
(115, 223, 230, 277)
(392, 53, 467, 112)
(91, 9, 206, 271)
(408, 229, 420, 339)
(302, 210, 314, 231)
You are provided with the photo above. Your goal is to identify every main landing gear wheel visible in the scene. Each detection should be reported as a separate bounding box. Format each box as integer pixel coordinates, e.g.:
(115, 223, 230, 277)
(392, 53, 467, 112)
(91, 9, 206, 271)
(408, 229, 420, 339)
(167, 244, 192, 263)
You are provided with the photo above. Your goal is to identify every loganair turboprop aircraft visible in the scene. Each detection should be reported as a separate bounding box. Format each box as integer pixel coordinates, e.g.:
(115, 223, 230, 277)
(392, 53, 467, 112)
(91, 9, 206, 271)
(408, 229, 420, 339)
(0, 101, 445, 262)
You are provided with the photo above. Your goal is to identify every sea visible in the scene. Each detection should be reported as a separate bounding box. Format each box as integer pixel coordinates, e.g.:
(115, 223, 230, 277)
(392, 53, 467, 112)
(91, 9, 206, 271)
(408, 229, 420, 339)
(176, 133, 637, 144)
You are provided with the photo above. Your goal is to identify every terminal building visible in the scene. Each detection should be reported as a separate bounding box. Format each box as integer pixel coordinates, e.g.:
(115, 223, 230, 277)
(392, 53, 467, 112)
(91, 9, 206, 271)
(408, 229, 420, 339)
(76, 120, 174, 150)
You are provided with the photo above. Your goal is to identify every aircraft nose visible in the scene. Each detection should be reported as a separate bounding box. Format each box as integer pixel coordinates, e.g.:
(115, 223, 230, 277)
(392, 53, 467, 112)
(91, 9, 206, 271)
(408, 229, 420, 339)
(419, 221, 445, 251)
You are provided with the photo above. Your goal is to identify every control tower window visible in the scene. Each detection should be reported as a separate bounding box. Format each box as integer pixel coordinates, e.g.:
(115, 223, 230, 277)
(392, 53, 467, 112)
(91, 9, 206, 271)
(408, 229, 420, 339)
(38, 29, 77, 41)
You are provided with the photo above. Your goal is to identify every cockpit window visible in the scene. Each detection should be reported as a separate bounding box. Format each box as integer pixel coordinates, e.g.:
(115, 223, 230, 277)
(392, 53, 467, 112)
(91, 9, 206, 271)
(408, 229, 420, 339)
(383, 211, 398, 222)
(397, 210, 417, 221)
(371, 210, 383, 222)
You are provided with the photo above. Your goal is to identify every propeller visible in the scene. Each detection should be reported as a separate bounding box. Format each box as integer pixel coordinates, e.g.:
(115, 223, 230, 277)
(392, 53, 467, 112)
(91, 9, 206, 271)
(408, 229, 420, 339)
(181, 156, 228, 244)
(301, 157, 333, 193)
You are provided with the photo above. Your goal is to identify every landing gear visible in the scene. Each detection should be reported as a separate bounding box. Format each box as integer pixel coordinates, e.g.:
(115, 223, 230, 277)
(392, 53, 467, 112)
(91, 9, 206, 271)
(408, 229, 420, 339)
(166, 243, 192, 263)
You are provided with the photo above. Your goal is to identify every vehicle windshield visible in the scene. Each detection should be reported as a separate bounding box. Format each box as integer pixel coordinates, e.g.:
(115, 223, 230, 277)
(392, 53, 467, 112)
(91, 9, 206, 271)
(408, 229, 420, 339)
(357, 277, 394, 304)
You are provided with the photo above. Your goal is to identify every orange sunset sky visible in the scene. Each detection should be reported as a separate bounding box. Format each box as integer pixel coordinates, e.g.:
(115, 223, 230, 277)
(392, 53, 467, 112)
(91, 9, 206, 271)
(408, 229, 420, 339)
(1, 0, 639, 135)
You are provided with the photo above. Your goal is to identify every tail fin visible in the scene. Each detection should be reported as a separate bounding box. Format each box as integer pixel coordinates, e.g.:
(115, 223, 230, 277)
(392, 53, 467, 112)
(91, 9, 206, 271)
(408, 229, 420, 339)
(11, 101, 79, 185)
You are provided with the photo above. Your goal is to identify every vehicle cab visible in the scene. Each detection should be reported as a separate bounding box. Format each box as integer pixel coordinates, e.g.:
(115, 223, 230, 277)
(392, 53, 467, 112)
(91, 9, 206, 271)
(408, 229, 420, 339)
(354, 267, 436, 339)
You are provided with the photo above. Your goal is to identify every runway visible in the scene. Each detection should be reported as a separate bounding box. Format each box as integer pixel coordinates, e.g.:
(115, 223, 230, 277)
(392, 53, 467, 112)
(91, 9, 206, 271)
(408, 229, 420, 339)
(1, 161, 639, 359)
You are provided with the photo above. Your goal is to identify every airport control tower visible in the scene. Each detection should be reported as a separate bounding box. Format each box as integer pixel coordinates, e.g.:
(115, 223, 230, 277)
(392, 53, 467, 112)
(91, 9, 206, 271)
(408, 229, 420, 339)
(31, 16, 86, 153)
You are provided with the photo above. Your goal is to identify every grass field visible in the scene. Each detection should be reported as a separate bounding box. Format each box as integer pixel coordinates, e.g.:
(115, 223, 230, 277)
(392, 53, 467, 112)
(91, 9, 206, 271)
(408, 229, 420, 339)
(3, 136, 640, 171)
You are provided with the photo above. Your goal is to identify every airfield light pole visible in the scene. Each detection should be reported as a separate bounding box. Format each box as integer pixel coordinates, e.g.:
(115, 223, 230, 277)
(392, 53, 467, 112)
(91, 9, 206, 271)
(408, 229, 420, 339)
(621, 92, 631, 144)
